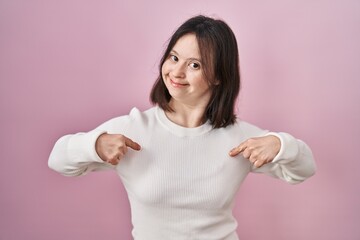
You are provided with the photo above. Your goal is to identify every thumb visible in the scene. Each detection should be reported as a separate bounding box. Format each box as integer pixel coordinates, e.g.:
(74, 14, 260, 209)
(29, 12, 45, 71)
(124, 137, 141, 151)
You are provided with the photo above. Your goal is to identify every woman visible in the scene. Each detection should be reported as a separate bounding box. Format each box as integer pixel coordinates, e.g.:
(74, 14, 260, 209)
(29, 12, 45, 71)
(49, 15, 316, 240)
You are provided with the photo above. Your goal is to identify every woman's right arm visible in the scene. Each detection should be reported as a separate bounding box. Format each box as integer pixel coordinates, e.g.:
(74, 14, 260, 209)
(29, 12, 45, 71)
(48, 112, 141, 177)
(48, 130, 112, 177)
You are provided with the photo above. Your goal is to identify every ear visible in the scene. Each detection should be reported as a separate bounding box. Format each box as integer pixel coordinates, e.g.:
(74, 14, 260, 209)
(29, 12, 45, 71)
(208, 78, 220, 87)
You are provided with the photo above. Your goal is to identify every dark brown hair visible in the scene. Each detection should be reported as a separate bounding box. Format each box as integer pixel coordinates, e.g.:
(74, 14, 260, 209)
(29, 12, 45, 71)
(150, 15, 240, 128)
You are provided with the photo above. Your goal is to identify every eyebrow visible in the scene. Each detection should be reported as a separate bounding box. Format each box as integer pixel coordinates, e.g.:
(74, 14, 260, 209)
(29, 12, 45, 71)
(171, 50, 202, 63)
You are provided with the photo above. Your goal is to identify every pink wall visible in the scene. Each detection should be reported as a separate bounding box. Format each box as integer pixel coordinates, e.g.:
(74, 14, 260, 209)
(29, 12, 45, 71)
(1, 0, 359, 239)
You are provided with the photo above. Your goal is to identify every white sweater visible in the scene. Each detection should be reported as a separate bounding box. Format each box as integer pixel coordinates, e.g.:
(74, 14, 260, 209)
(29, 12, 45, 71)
(48, 106, 316, 240)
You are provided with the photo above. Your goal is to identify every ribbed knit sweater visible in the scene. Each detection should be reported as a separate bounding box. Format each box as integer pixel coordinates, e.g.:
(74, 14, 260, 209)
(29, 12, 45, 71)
(48, 106, 316, 240)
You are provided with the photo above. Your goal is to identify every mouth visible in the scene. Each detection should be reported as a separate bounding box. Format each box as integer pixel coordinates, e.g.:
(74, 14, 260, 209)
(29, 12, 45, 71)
(170, 79, 189, 88)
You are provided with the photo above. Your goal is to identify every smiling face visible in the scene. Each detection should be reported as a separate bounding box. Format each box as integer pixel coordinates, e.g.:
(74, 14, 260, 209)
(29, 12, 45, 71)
(161, 33, 212, 108)
(151, 15, 240, 128)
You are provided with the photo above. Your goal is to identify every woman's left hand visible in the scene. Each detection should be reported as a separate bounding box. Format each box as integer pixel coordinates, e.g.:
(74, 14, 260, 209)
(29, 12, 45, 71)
(229, 135, 281, 168)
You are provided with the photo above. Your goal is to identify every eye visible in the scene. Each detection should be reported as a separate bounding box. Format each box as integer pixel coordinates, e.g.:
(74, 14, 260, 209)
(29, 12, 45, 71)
(189, 62, 200, 70)
(170, 55, 178, 62)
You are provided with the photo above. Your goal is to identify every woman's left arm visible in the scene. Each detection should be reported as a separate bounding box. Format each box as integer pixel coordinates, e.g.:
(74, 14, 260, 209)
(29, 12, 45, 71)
(229, 133, 316, 184)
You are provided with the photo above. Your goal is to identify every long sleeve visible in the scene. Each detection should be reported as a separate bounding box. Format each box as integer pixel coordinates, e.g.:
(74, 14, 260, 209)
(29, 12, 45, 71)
(48, 108, 138, 177)
(252, 132, 316, 184)
(48, 129, 115, 176)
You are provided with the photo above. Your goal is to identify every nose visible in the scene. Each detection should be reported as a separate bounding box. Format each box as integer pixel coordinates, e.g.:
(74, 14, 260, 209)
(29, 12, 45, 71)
(171, 62, 186, 78)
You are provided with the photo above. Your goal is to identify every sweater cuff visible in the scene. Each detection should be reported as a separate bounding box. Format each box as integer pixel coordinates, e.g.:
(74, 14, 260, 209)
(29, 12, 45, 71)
(265, 132, 299, 164)
(68, 130, 107, 164)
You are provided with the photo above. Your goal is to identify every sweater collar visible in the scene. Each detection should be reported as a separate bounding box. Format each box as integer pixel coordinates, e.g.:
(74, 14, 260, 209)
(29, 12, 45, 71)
(155, 106, 213, 137)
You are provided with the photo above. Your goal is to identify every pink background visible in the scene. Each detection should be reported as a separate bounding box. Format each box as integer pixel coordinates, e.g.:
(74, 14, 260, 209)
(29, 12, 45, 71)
(1, 0, 359, 239)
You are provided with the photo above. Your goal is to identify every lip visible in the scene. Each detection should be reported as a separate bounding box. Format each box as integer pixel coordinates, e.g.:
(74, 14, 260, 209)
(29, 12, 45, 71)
(170, 79, 189, 88)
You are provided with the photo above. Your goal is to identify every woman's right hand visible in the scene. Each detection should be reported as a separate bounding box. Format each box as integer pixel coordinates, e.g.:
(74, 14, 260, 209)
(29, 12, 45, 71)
(95, 133, 141, 165)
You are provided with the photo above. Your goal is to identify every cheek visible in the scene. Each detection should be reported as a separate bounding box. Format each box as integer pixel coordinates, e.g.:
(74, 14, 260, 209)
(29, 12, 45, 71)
(161, 61, 170, 75)
(161, 64, 169, 85)
(193, 74, 209, 89)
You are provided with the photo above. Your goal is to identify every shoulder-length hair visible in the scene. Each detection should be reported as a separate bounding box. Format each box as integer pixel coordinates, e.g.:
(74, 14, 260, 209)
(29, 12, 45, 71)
(150, 15, 240, 128)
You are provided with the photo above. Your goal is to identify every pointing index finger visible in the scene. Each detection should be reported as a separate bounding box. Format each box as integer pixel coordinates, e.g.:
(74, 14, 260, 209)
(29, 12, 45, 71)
(124, 137, 141, 151)
(229, 142, 246, 157)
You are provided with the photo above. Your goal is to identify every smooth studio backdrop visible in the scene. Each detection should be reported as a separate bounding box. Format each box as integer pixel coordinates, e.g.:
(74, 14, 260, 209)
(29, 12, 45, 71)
(1, 0, 359, 239)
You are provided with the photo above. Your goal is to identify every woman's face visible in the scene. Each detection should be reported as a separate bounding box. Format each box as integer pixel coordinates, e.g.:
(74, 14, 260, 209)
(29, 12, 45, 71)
(161, 33, 212, 108)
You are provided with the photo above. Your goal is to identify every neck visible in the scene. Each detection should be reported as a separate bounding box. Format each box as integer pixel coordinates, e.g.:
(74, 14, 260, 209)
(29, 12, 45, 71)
(165, 99, 207, 128)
